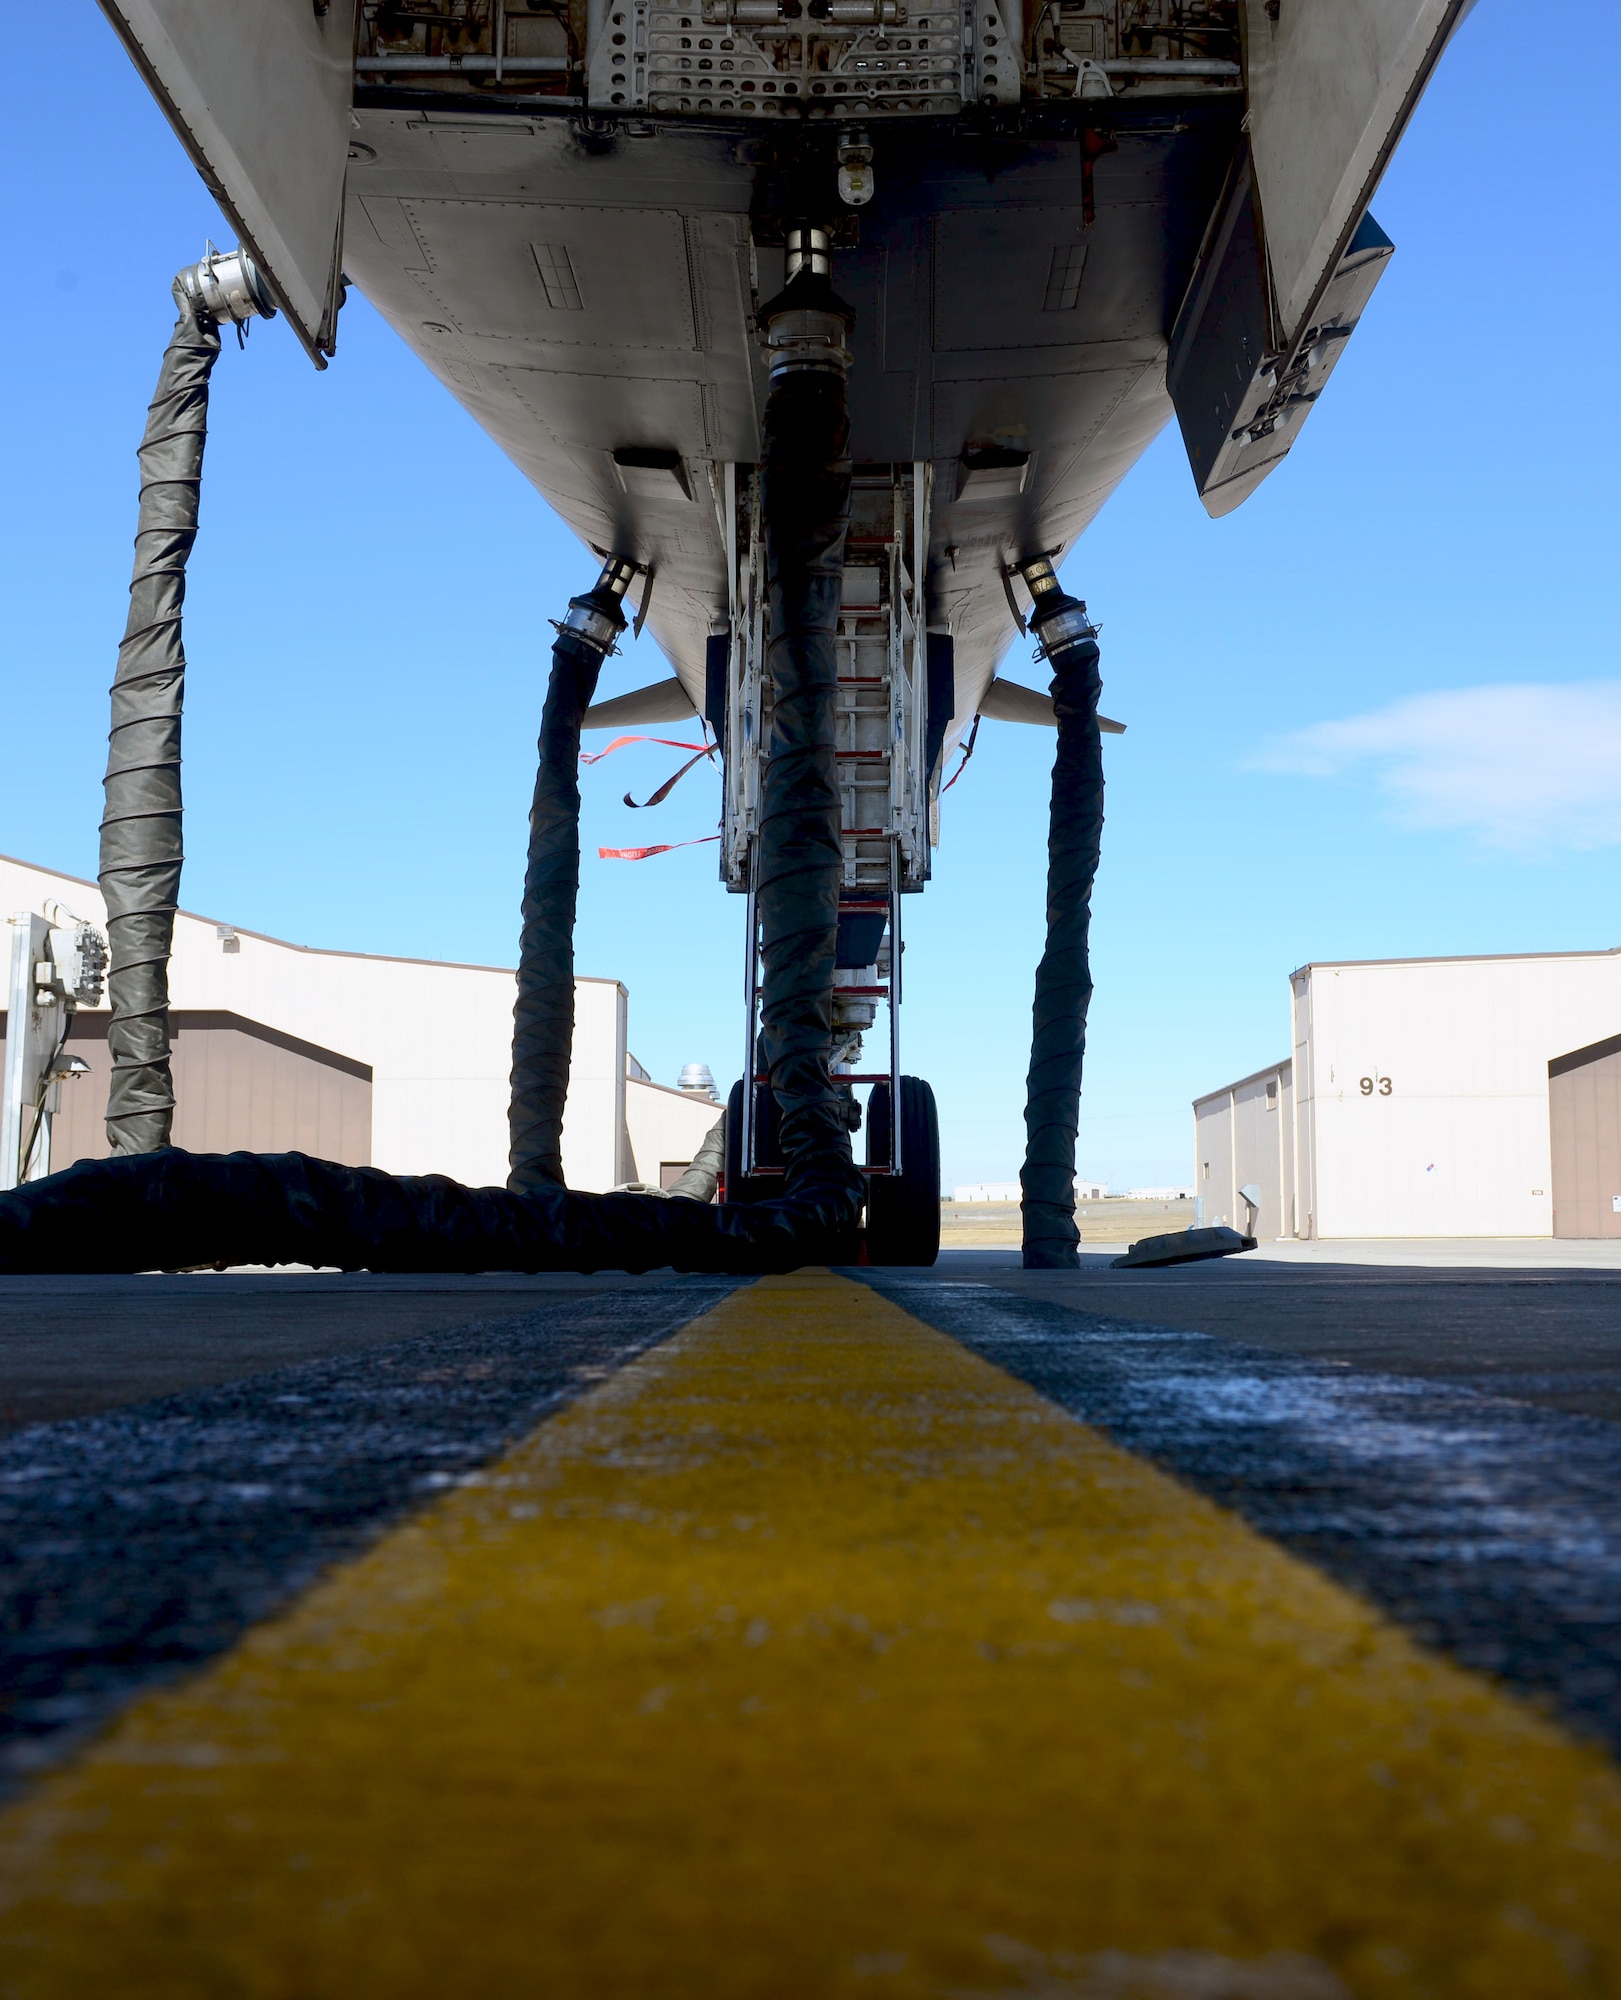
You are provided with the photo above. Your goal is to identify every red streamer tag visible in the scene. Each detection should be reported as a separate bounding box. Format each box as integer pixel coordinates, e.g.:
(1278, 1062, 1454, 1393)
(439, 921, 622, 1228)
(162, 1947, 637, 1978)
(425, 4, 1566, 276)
(580, 735, 710, 765)
(598, 835, 722, 861)
(625, 744, 716, 810)
(941, 713, 981, 793)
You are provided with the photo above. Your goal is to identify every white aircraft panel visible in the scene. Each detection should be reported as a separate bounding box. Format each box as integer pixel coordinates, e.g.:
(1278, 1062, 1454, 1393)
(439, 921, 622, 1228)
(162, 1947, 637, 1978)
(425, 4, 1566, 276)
(98, 0, 357, 363)
(1243, 0, 1474, 349)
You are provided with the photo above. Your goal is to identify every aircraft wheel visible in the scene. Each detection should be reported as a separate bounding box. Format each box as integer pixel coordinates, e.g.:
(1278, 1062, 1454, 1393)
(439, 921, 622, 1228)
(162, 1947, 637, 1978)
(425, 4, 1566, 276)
(723, 1079, 782, 1206)
(864, 1076, 941, 1266)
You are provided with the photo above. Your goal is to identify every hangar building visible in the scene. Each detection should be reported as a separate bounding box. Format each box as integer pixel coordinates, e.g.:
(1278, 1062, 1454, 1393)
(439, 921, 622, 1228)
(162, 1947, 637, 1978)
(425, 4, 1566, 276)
(2, 855, 720, 1192)
(1195, 947, 1621, 1242)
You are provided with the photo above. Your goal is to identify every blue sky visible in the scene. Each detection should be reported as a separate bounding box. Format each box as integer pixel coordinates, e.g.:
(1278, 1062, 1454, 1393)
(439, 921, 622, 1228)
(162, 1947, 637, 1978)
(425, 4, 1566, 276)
(2, 2, 1616, 1190)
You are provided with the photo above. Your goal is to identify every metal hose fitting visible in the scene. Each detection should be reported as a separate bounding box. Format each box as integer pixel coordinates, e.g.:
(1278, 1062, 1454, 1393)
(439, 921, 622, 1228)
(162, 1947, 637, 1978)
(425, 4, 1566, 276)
(557, 553, 638, 655)
(762, 230, 854, 381)
(1017, 553, 1098, 666)
(176, 244, 276, 328)
(784, 225, 833, 281)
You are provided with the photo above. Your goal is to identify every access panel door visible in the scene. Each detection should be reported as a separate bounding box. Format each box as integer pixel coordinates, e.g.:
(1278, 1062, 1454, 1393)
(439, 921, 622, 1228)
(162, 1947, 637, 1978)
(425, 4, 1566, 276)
(1242, 0, 1475, 351)
(98, 0, 357, 361)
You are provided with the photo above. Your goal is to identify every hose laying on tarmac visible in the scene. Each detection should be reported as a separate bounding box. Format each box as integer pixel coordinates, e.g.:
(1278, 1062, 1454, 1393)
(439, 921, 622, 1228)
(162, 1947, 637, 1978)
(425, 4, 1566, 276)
(98, 281, 220, 1155)
(508, 590, 616, 1194)
(1019, 589, 1105, 1272)
(0, 278, 864, 1275)
(667, 1113, 726, 1203)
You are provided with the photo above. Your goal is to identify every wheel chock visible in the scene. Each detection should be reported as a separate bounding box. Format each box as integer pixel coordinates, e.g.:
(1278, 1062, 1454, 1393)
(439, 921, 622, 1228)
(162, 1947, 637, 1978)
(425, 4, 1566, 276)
(1109, 1225, 1257, 1270)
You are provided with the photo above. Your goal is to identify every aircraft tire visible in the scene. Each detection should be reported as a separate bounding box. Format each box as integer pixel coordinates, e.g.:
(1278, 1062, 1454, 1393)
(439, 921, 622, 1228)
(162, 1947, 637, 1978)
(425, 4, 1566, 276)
(864, 1076, 941, 1267)
(723, 1079, 783, 1206)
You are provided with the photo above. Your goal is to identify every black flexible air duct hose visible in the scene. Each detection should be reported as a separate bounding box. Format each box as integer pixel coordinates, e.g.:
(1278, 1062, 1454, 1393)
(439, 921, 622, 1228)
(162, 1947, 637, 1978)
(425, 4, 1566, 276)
(0, 286, 863, 1274)
(99, 283, 221, 1155)
(757, 364, 854, 1181)
(1020, 612, 1105, 1272)
(0, 1147, 856, 1276)
(508, 626, 608, 1193)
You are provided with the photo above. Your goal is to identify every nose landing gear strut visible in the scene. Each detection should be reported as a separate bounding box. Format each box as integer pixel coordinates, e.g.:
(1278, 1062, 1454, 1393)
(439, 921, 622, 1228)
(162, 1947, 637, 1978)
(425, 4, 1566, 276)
(720, 225, 942, 1265)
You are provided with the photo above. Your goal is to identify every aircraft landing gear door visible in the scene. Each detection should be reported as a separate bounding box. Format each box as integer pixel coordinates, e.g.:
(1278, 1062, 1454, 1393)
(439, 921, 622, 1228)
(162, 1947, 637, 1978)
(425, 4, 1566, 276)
(97, 0, 358, 362)
(1242, 0, 1474, 355)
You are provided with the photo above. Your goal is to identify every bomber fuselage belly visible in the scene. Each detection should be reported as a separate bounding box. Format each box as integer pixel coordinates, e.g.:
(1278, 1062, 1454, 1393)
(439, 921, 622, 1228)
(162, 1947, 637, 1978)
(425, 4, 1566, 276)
(340, 103, 1239, 722)
(101, 1, 1473, 728)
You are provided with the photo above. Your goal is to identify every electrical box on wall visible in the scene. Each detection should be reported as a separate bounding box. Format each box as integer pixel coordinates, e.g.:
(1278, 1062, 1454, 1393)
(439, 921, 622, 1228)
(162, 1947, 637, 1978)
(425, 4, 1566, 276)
(1, 907, 106, 1190)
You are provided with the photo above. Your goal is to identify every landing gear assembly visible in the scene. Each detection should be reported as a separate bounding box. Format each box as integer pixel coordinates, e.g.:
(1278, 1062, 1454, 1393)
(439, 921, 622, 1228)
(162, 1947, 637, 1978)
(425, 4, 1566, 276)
(725, 1072, 940, 1267)
(717, 225, 947, 1265)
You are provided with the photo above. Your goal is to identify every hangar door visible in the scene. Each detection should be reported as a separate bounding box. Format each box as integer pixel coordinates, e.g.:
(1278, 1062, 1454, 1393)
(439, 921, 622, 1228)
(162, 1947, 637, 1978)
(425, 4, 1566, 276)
(0, 1011, 373, 1177)
(1548, 1034, 1621, 1240)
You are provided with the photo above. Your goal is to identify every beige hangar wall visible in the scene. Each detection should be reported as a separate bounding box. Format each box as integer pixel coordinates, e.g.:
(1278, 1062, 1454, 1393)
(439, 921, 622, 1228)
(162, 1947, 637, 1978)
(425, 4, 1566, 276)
(3, 855, 709, 1195)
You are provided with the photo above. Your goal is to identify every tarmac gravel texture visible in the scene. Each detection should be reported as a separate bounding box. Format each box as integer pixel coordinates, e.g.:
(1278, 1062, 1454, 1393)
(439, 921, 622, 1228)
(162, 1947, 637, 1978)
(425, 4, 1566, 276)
(995, 1256, 1621, 1421)
(0, 1270, 705, 1432)
(0, 1277, 737, 1795)
(869, 1272, 1621, 1751)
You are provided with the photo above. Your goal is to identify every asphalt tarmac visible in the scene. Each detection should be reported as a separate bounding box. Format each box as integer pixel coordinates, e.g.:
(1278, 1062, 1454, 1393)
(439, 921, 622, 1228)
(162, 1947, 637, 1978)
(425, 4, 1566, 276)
(5, 1258, 1621, 1998)
(990, 1249, 1621, 1420)
(0, 1273, 738, 1793)
(875, 1254, 1621, 1751)
(3, 1247, 1619, 1792)
(0, 1270, 717, 1434)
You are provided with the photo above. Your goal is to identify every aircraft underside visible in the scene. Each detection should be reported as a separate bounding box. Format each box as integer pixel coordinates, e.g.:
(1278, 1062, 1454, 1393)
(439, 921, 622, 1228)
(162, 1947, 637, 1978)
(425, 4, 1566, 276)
(340, 96, 1240, 726)
(0, 1, 1470, 1255)
(92, 0, 1472, 861)
(19, 32, 1616, 1979)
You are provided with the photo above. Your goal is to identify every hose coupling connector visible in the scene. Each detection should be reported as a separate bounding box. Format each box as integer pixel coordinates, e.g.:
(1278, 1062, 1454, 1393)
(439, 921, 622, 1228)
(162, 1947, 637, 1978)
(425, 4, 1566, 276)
(1017, 553, 1097, 667)
(761, 227, 855, 380)
(766, 307, 854, 380)
(177, 242, 277, 327)
(559, 553, 638, 655)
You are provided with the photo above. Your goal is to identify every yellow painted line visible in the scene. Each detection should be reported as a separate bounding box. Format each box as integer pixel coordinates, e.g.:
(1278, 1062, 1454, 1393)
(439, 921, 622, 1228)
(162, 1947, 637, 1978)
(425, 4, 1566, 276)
(2, 1271, 1620, 1998)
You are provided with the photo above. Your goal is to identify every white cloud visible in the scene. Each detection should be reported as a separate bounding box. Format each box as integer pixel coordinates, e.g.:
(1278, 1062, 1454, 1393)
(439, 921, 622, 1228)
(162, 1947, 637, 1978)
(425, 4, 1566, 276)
(1249, 682, 1621, 853)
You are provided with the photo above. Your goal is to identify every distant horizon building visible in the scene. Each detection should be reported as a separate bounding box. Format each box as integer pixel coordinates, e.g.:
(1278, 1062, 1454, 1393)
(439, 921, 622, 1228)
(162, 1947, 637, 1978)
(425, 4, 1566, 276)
(954, 1178, 1109, 1203)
